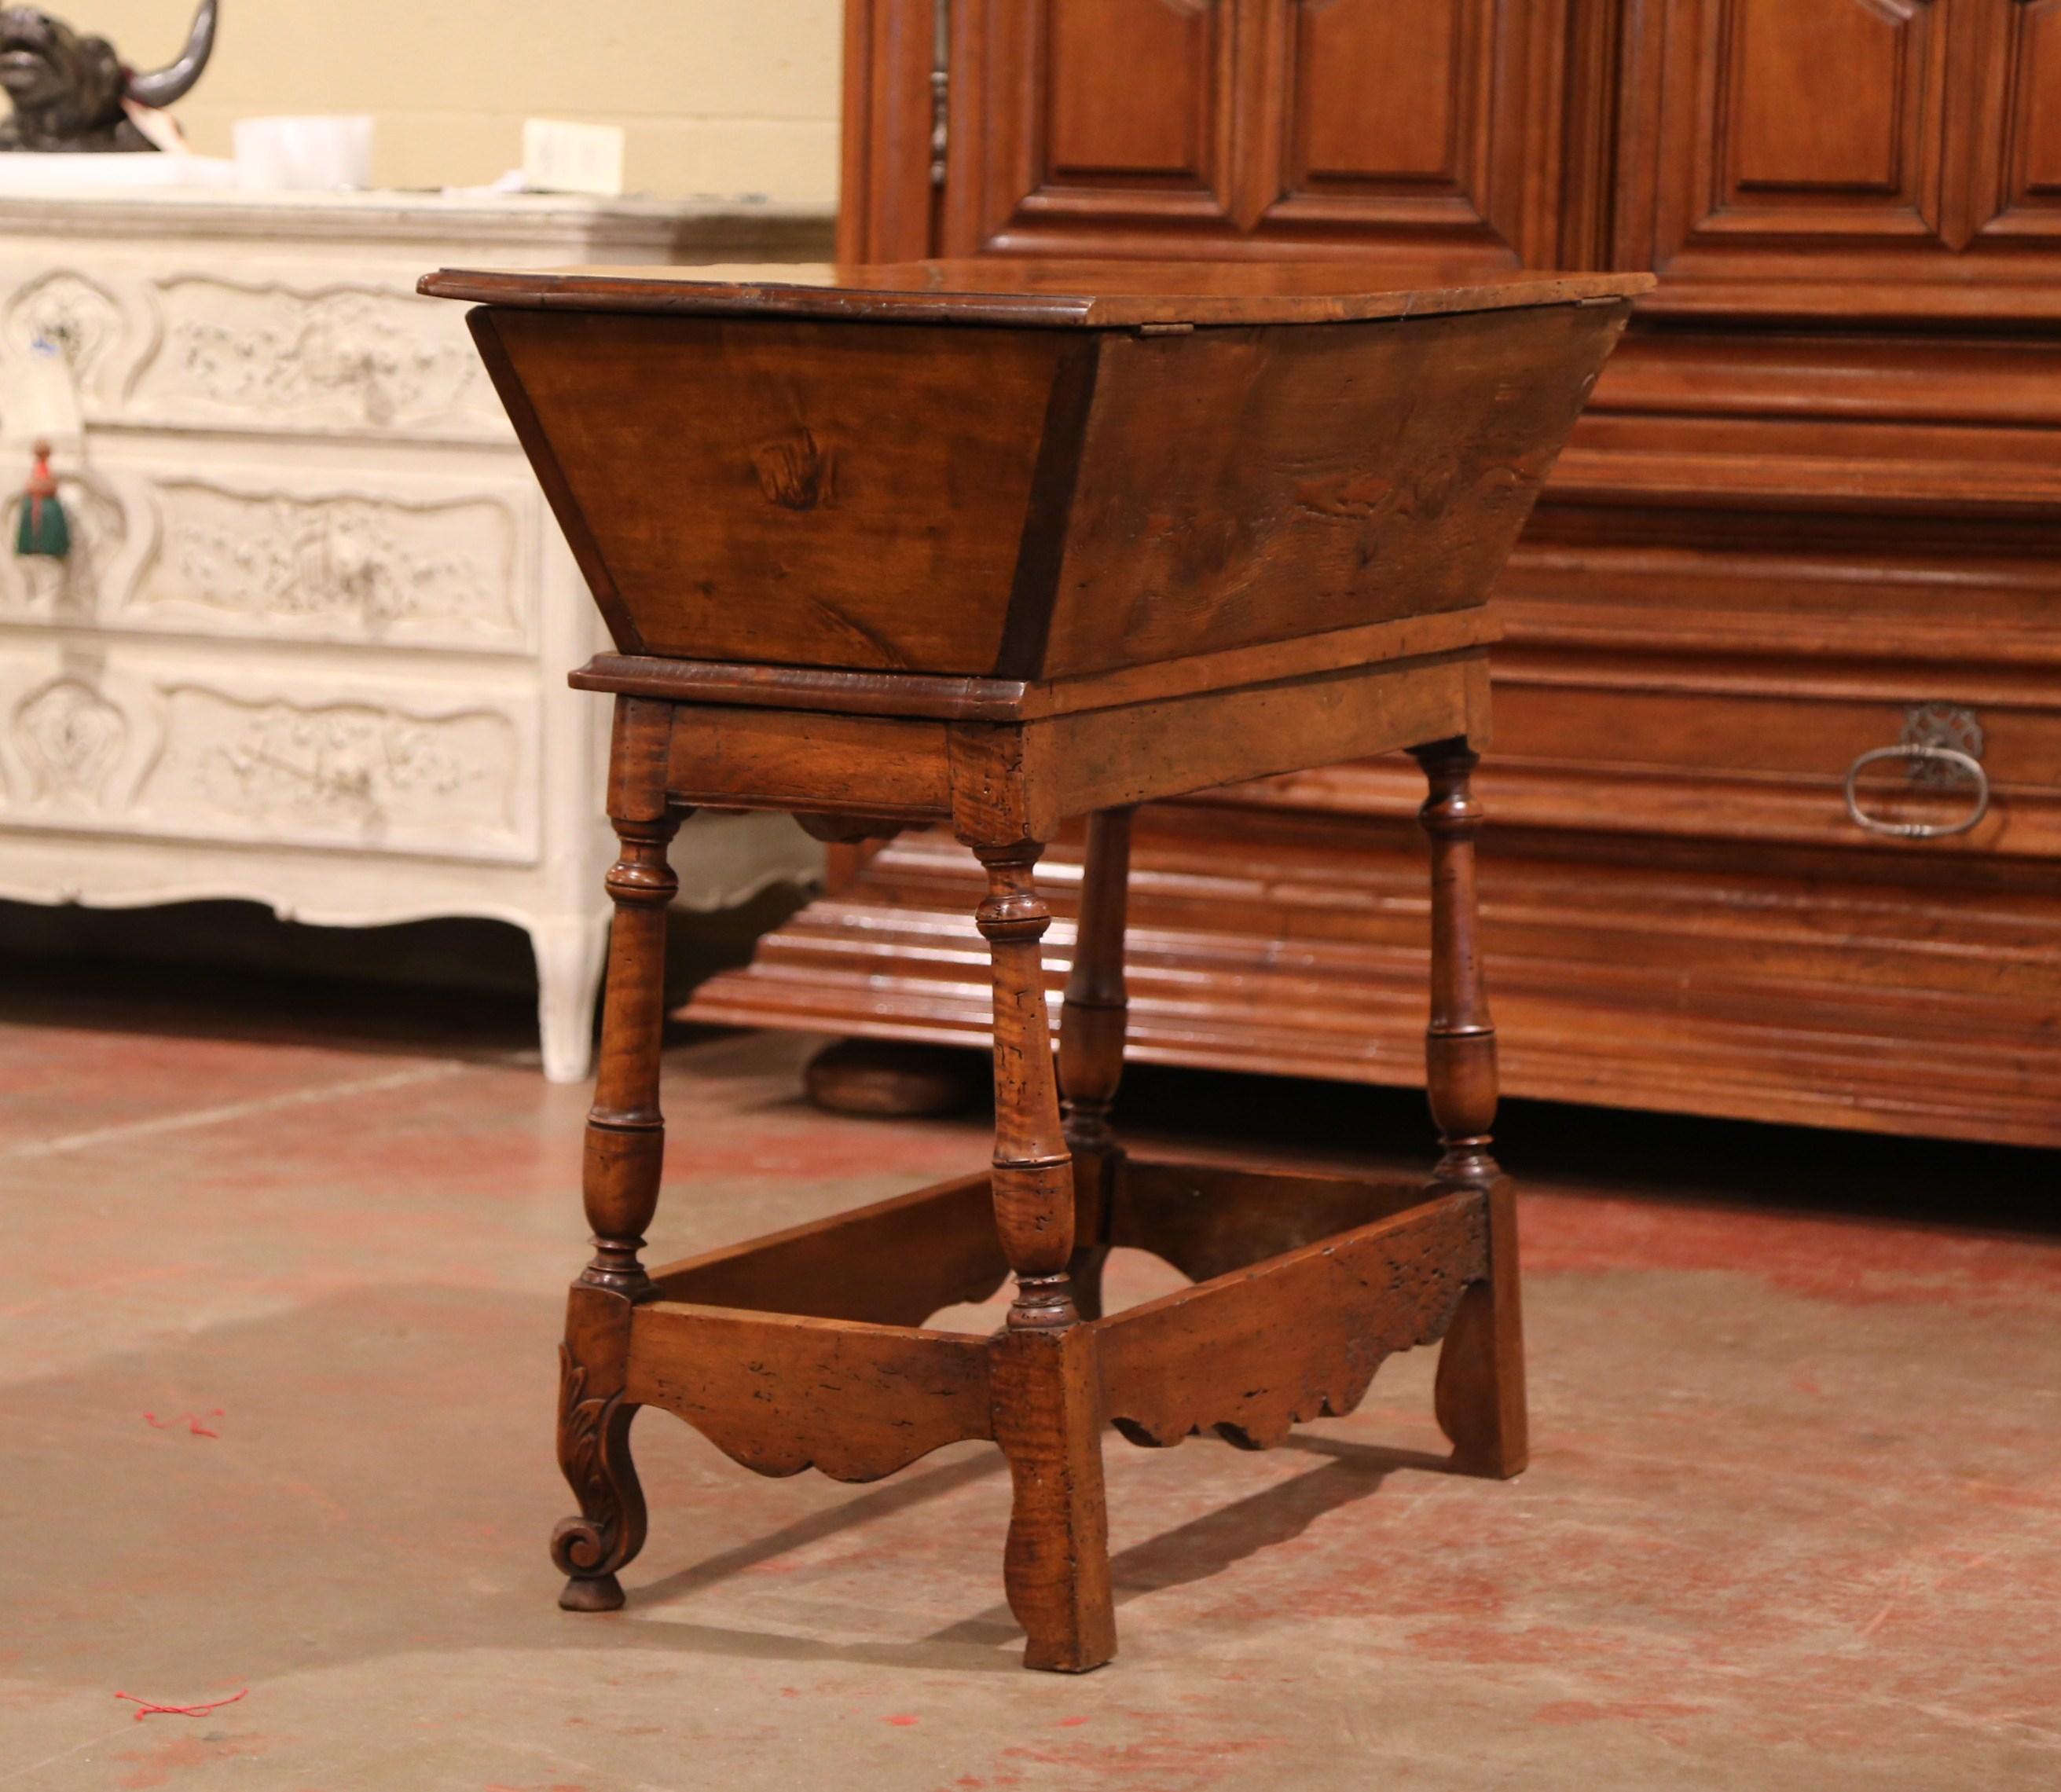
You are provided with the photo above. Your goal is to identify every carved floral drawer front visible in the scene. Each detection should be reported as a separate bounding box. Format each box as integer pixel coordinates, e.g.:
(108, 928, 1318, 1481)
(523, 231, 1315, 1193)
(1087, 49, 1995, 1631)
(0, 189, 833, 1085)
(1, 458, 539, 654)
(0, 649, 539, 864)
(1, 262, 508, 438)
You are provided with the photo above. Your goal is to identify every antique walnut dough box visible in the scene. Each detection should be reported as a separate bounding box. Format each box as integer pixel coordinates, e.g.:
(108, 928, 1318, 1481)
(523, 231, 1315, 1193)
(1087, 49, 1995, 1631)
(420, 258, 1650, 1669)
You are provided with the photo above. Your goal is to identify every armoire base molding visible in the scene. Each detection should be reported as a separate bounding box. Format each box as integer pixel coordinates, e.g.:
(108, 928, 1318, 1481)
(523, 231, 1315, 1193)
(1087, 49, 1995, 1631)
(685, 802, 2061, 1151)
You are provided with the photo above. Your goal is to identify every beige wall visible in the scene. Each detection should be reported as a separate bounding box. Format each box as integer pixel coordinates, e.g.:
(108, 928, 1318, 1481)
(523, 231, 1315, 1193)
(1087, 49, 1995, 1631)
(84, 0, 843, 203)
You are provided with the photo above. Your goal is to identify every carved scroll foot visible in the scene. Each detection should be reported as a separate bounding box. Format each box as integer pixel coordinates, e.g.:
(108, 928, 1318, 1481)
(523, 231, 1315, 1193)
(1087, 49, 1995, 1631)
(990, 1324, 1116, 1673)
(552, 1286, 647, 1611)
(1433, 1177, 1528, 1479)
(558, 1569, 627, 1614)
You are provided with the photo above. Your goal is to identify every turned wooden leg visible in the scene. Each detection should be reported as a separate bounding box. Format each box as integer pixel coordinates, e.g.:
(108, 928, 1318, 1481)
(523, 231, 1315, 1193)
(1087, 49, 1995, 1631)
(1412, 740, 1528, 1479)
(976, 841, 1117, 1673)
(1058, 807, 1134, 1322)
(555, 698, 684, 1611)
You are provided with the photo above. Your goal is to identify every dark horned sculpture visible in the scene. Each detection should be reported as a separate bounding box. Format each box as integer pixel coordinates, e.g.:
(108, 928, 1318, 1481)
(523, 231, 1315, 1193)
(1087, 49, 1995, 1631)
(0, 0, 216, 151)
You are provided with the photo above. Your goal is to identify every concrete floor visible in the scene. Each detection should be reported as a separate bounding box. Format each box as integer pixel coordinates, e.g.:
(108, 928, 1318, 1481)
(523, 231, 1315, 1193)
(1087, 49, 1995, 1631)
(3, 968, 2059, 1790)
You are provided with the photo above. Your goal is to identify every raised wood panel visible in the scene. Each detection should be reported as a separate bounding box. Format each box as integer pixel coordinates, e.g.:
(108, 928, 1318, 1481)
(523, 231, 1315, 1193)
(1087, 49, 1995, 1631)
(1047, 0, 1223, 181)
(951, 0, 1242, 251)
(1966, 0, 2061, 240)
(1623, 0, 2061, 310)
(1685, 0, 1945, 238)
(1289, 0, 1467, 187)
(945, 0, 1578, 262)
(2015, 0, 2061, 194)
(1239, 0, 1573, 261)
(1727, 0, 1916, 192)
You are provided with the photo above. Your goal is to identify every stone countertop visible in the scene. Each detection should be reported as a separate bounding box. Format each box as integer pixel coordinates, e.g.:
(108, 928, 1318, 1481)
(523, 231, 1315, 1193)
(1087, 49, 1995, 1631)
(0, 182, 834, 253)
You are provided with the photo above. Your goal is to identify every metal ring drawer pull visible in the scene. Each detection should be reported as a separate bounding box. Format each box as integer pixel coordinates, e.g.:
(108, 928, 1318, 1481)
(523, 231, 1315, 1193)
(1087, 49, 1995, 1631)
(1843, 744, 1989, 840)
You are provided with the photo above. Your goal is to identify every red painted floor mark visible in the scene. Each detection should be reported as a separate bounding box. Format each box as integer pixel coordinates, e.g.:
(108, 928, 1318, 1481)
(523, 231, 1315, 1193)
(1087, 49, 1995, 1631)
(115, 1687, 248, 1721)
(115, 1732, 268, 1790)
(1057, 1716, 1091, 1727)
(1532, 1699, 1712, 1725)
(886, 1713, 921, 1726)
(142, 1409, 224, 1438)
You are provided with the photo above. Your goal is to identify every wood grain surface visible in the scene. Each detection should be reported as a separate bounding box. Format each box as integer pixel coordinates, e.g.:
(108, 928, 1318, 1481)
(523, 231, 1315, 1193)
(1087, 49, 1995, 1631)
(707, 0, 2061, 1148)
(423, 257, 1652, 326)
(1098, 1190, 1488, 1453)
(457, 233, 1551, 1673)
(647, 1171, 1008, 1328)
(476, 293, 1622, 683)
(627, 1304, 995, 1482)
(1040, 305, 1625, 676)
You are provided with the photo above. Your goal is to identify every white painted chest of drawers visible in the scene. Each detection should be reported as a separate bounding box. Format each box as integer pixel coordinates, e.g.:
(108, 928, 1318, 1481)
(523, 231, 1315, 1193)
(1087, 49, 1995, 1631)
(0, 188, 831, 1079)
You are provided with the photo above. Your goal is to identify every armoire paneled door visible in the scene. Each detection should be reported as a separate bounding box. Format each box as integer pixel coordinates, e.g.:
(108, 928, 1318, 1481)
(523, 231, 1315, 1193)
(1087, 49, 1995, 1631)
(842, 0, 1612, 268)
(688, 0, 2061, 1149)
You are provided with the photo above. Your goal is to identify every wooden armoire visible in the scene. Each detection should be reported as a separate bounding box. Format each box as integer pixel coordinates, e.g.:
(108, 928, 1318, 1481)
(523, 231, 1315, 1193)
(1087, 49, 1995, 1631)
(687, 0, 2061, 1149)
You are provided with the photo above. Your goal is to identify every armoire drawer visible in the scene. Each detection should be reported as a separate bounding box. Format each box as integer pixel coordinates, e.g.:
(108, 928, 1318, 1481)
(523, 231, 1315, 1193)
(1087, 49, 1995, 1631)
(1487, 672, 2060, 859)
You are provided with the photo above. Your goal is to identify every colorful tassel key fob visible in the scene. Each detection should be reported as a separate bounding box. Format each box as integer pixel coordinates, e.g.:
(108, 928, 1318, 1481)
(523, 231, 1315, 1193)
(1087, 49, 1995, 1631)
(17, 438, 69, 560)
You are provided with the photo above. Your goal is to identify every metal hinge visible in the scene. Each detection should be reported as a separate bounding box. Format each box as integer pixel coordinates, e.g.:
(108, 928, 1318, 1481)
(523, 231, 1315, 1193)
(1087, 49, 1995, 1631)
(930, 0, 951, 189)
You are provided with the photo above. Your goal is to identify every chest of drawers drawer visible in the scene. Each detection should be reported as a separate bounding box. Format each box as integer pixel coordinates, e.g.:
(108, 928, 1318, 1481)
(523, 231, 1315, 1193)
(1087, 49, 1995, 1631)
(0, 188, 834, 1084)
(3, 257, 508, 442)
(0, 635, 541, 864)
(4, 441, 550, 656)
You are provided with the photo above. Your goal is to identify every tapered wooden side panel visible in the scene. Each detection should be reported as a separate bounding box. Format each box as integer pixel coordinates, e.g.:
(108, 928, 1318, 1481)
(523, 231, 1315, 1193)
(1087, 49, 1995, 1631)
(1098, 1191, 1488, 1451)
(1042, 303, 1630, 676)
(486, 310, 1066, 674)
(625, 1304, 993, 1481)
(647, 1171, 1008, 1326)
(1112, 1159, 1436, 1285)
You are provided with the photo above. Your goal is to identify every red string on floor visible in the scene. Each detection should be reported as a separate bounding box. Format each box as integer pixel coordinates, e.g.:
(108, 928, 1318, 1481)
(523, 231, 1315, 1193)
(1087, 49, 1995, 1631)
(114, 1688, 248, 1721)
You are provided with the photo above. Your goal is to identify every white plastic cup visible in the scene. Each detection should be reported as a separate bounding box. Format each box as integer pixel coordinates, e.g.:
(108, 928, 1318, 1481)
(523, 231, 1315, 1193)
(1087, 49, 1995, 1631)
(233, 115, 375, 191)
